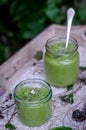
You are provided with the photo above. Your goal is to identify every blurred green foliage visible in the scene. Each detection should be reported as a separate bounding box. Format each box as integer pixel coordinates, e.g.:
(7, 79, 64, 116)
(0, 0, 86, 64)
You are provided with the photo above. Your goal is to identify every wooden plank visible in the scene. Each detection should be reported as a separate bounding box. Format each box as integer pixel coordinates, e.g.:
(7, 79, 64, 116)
(0, 24, 86, 89)
(0, 24, 86, 130)
(0, 24, 55, 88)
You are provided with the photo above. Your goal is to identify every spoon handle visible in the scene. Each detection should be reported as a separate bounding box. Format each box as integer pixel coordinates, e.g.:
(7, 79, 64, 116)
(66, 8, 75, 48)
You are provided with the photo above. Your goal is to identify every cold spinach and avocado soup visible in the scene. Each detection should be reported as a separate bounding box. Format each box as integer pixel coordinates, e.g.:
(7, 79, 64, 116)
(15, 87, 51, 126)
(45, 42, 79, 87)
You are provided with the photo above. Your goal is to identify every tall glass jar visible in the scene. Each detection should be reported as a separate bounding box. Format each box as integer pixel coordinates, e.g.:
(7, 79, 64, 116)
(14, 78, 52, 127)
(44, 36, 79, 87)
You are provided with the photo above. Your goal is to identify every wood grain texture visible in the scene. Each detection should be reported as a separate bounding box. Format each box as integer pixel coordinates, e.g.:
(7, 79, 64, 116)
(0, 25, 86, 130)
(0, 24, 86, 89)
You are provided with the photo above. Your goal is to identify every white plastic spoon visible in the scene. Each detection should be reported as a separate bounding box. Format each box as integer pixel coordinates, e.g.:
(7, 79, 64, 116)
(66, 8, 75, 48)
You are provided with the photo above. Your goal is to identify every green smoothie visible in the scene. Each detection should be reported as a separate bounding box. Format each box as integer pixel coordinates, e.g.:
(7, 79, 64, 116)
(14, 79, 52, 127)
(44, 38, 79, 87)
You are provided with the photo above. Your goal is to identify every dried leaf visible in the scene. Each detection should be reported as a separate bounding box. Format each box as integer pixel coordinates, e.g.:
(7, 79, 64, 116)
(9, 93, 12, 100)
(32, 62, 37, 66)
(72, 109, 86, 122)
(0, 111, 4, 119)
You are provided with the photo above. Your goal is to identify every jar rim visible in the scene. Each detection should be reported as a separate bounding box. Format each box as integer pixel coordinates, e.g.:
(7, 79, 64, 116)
(45, 36, 78, 56)
(14, 78, 52, 105)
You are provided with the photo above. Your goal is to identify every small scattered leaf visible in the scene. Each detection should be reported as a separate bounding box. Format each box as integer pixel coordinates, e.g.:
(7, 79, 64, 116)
(67, 84, 73, 91)
(79, 78, 86, 84)
(50, 126, 73, 130)
(80, 66, 86, 71)
(5, 123, 16, 130)
(34, 50, 43, 61)
(61, 93, 74, 104)
(32, 62, 37, 66)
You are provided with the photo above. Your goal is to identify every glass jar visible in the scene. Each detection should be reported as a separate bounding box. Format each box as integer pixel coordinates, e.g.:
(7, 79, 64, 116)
(14, 78, 52, 127)
(44, 36, 79, 87)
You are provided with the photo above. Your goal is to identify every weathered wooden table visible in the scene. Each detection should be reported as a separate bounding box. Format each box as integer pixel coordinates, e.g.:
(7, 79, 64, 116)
(0, 24, 86, 130)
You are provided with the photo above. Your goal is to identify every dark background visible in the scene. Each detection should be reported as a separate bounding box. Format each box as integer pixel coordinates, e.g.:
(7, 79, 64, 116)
(0, 0, 86, 65)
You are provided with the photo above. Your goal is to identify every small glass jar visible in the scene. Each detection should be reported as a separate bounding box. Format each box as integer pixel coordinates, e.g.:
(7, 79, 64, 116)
(14, 78, 52, 127)
(44, 36, 79, 87)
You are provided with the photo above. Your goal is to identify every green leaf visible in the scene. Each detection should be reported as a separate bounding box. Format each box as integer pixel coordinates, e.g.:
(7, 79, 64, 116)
(5, 123, 16, 130)
(61, 93, 74, 104)
(78, 7, 86, 21)
(0, 0, 8, 4)
(67, 84, 73, 91)
(25, 22, 44, 39)
(46, 7, 59, 20)
(51, 126, 73, 130)
(80, 66, 86, 71)
(34, 51, 43, 61)
(47, 0, 62, 7)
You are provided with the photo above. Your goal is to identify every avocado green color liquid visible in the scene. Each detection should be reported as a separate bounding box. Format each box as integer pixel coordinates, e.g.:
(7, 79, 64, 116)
(44, 42, 79, 87)
(15, 87, 51, 126)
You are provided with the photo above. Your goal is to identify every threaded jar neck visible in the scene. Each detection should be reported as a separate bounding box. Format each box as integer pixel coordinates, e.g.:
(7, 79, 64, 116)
(45, 36, 78, 56)
(14, 78, 52, 106)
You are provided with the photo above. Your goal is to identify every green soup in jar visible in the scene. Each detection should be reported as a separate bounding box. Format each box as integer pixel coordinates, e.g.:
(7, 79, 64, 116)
(14, 79, 52, 127)
(44, 36, 79, 87)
